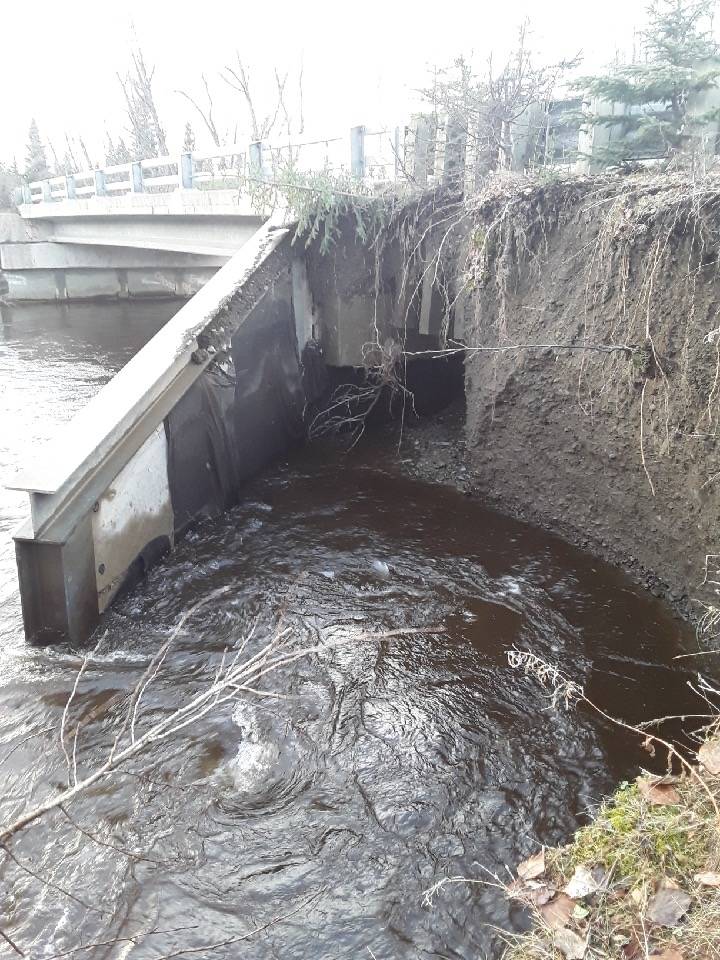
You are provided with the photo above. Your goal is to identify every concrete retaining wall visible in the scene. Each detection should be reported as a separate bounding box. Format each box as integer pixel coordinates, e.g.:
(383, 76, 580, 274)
(12, 218, 312, 642)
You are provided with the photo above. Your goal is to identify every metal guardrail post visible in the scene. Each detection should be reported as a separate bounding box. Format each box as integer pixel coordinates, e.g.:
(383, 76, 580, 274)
(179, 152, 194, 189)
(130, 161, 144, 193)
(350, 125, 366, 178)
(94, 169, 107, 197)
(65, 174, 77, 200)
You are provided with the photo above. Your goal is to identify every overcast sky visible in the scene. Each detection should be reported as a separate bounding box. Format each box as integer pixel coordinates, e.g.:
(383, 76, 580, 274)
(2, 0, 651, 168)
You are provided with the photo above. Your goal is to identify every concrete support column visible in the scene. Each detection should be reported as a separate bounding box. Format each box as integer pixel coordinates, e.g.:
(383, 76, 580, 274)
(411, 115, 436, 186)
(249, 141, 266, 180)
(350, 125, 366, 178)
(94, 169, 107, 197)
(130, 161, 144, 193)
(179, 152, 194, 189)
(15, 517, 98, 644)
(443, 115, 467, 190)
(291, 255, 314, 350)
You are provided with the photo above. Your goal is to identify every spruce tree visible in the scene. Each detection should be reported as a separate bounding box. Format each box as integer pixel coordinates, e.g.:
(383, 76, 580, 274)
(579, 0, 720, 161)
(105, 136, 132, 166)
(182, 121, 196, 153)
(24, 119, 50, 182)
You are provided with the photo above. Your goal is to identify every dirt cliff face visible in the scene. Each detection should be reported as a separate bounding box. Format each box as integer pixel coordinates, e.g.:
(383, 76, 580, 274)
(459, 175, 720, 617)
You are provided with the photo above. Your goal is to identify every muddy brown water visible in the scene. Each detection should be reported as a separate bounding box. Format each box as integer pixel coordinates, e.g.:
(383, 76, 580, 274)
(0, 300, 704, 959)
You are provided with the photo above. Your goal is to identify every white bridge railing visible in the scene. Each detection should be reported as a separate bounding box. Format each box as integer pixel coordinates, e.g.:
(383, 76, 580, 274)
(20, 120, 470, 206)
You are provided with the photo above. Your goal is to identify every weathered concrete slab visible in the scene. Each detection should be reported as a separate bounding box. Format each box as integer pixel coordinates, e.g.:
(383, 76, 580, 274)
(93, 425, 174, 612)
(1, 242, 226, 270)
(45, 217, 262, 257)
(19, 189, 259, 220)
(0, 212, 31, 243)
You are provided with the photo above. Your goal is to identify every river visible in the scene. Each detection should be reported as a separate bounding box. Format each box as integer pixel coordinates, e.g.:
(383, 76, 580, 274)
(0, 300, 700, 959)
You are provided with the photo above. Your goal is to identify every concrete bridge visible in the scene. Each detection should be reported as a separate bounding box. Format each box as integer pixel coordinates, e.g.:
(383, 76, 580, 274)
(0, 129, 402, 301)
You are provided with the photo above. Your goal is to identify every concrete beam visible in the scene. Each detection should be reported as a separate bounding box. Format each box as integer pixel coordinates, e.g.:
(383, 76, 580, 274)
(0, 212, 32, 243)
(44, 217, 262, 257)
(19, 189, 259, 220)
(1, 242, 227, 270)
(2, 267, 218, 302)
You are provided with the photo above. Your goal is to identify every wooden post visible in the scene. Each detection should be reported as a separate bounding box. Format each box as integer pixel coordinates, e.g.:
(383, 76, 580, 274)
(350, 125, 366, 178)
(21, 183, 32, 205)
(41, 180, 53, 202)
(65, 174, 77, 200)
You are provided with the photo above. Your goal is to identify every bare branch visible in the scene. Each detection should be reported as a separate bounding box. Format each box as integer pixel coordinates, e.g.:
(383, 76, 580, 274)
(176, 75, 221, 148)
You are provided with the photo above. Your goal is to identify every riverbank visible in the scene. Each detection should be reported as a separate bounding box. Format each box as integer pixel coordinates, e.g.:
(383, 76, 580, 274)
(503, 730, 720, 960)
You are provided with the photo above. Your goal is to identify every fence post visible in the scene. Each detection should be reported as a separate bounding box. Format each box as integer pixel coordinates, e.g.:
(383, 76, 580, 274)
(21, 183, 32, 205)
(94, 169, 107, 197)
(41, 180, 53, 202)
(65, 174, 76, 200)
(411, 115, 434, 186)
(248, 140, 266, 180)
(442, 115, 467, 190)
(350, 125, 366, 178)
(130, 161, 144, 193)
(179, 152, 194, 189)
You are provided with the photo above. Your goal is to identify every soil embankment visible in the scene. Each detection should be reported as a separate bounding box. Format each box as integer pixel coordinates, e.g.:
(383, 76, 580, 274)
(434, 175, 720, 618)
(374, 175, 720, 615)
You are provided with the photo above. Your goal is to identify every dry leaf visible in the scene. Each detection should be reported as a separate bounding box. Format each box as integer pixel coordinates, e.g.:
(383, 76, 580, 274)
(646, 887, 692, 927)
(698, 738, 720, 775)
(526, 882, 554, 907)
(540, 893, 576, 931)
(622, 937, 642, 959)
(554, 927, 587, 959)
(637, 776, 681, 806)
(564, 864, 602, 898)
(517, 849, 545, 880)
(508, 879, 554, 906)
(648, 949, 684, 960)
(694, 871, 720, 887)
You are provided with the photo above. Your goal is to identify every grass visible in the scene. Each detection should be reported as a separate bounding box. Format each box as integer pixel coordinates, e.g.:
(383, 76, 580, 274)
(502, 761, 720, 959)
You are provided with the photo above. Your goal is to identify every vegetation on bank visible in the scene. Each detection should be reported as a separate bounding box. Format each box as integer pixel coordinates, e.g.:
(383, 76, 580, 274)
(501, 700, 720, 959)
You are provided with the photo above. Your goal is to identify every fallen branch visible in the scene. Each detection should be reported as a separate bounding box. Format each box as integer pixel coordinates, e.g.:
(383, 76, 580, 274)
(0, 606, 444, 845)
(507, 648, 720, 820)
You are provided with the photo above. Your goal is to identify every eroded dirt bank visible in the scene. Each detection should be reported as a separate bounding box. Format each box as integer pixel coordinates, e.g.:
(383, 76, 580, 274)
(343, 174, 720, 620)
(438, 174, 720, 620)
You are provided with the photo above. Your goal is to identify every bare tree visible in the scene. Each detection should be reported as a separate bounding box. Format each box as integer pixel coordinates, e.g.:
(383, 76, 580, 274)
(77, 135, 94, 171)
(221, 54, 291, 142)
(118, 45, 168, 159)
(176, 73, 222, 148)
(423, 22, 579, 176)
